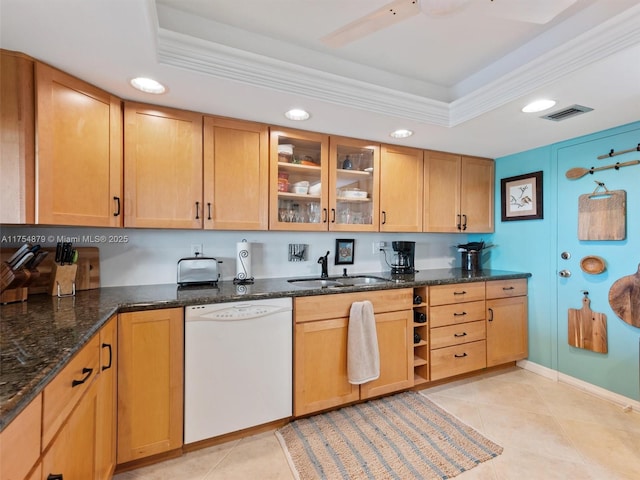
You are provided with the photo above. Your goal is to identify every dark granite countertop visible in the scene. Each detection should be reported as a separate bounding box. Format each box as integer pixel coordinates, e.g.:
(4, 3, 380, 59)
(0, 268, 530, 430)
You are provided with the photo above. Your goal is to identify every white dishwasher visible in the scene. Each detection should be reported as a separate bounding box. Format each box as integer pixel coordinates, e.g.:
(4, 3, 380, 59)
(184, 297, 292, 444)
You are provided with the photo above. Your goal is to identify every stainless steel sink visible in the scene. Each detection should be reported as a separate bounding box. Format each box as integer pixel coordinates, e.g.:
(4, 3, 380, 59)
(287, 276, 390, 288)
(287, 279, 343, 288)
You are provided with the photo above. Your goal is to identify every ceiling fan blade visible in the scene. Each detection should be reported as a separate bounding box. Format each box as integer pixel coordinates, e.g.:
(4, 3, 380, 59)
(486, 0, 577, 24)
(421, 0, 472, 17)
(321, 0, 421, 48)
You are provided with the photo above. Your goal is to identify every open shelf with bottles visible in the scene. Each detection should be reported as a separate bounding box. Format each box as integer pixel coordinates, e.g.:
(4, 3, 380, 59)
(412, 286, 429, 385)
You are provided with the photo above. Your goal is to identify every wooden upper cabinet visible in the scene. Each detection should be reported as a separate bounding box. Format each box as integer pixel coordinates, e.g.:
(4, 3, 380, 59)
(0, 50, 35, 224)
(460, 155, 494, 232)
(203, 116, 268, 230)
(423, 151, 460, 232)
(36, 62, 123, 226)
(424, 151, 494, 233)
(379, 144, 423, 232)
(269, 127, 329, 231)
(329, 136, 380, 232)
(124, 102, 203, 228)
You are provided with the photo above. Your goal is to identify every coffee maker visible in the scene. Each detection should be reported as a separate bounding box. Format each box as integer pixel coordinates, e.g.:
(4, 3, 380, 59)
(391, 241, 416, 274)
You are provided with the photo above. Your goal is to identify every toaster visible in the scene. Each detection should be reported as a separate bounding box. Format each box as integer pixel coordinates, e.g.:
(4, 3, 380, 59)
(177, 256, 221, 286)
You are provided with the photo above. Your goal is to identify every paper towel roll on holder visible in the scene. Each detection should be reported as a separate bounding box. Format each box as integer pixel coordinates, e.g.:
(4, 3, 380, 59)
(234, 239, 255, 285)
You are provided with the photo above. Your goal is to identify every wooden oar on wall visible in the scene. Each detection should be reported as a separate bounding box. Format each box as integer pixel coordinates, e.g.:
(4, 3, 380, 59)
(565, 159, 640, 179)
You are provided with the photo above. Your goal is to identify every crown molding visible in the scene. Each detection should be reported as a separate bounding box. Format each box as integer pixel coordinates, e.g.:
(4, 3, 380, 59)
(157, 29, 450, 126)
(157, 4, 640, 128)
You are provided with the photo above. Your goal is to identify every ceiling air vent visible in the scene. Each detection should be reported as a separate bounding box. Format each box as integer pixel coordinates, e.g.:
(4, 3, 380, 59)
(541, 104, 593, 121)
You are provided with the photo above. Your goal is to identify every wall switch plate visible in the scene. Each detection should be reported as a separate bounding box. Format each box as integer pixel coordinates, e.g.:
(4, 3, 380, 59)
(191, 244, 203, 257)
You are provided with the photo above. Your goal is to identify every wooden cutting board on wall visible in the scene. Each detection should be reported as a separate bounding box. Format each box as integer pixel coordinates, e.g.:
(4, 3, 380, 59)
(609, 264, 640, 328)
(578, 190, 626, 240)
(568, 296, 607, 353)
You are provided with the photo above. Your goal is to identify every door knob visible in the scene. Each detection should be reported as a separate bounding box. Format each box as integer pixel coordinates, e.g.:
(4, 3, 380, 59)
(559, 269, 572, 278)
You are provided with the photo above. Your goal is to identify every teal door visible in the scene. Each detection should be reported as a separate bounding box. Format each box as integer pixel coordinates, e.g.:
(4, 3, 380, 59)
(555, 124, 640, 400)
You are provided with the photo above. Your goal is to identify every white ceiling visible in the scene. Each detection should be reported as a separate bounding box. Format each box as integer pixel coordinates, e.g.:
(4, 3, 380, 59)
(1, 0, 639, 158)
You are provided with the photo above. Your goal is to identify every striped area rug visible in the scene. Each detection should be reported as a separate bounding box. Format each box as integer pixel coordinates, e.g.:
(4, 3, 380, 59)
(277, 391, 502, 480)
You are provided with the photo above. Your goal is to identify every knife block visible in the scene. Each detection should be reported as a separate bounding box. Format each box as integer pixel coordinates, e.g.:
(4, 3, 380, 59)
(1, 262, 38, 304)
(49, 263, 78, 297)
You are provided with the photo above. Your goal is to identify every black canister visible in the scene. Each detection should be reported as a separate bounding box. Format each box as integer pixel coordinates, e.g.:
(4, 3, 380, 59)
(461, 250, 481, 272)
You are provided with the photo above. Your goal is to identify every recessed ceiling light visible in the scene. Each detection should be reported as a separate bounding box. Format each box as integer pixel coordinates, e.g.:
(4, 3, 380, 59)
(390, 129, 413, 139)
(284, 108, 310, 121)
(522, 99, 556, 113)
(130, 77, 166, 94)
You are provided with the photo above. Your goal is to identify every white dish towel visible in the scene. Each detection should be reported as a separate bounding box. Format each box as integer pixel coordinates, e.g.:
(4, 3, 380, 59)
(347, 300, 380, 385)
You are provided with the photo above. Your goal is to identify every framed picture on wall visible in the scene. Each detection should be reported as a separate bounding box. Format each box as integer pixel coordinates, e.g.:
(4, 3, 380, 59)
(335, 239, 355, 265)
(501, 171, 543, 221)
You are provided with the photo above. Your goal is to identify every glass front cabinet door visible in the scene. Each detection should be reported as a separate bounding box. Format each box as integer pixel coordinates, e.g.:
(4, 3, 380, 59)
(269, 128, 329, 231)
(329, 136, 380, 232)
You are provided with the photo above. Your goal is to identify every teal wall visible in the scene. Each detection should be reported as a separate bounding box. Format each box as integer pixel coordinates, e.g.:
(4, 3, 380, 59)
(474, 120, 640, 400)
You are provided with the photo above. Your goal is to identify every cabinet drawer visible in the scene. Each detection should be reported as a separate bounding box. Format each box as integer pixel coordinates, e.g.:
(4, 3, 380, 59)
(295, 288, 412, 323)
(42, 335, 100, 447)
(429, 282, 485, 306)
(430, 320, 485, 349)
(430, 340, 486, 381)
(429, 300, 485, 328)
(486, 278, 527, 299)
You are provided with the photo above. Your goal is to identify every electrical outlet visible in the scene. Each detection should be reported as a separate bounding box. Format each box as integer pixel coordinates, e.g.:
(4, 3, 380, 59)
(373, 241, 387, 254)
(191, 244, 203, 257)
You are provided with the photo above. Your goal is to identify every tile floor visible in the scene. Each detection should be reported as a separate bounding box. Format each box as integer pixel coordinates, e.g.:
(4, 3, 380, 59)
(114, 367, 640, 479)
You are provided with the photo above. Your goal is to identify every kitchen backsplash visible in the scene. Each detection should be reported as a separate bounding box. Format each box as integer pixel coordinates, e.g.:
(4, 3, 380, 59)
(0, 226, 469, 287)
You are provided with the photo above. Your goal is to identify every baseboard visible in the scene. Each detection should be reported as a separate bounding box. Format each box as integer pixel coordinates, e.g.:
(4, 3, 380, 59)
(517, 360, 640, 413)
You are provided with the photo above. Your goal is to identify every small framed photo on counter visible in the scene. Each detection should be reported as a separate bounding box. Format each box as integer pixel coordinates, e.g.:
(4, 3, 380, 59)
(335, 239, 355, 265)
(501, 170, 543, 221)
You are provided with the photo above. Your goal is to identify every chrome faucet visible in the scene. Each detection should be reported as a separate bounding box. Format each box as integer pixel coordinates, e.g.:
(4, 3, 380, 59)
(318, 251, 330, 278)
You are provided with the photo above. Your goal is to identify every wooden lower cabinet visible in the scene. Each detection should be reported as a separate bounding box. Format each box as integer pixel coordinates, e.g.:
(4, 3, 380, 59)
(117, 308, 184, 464)
(42, 378, 100, 479)
(0, 393, 41, 480)
(360, 310, 413, 399)
(431, 340, 487, 381)
(486, 279, 529, 367)
(294, 318, 360, 416)
(294, 289, 413, 416)
(96, 317, 117, 479)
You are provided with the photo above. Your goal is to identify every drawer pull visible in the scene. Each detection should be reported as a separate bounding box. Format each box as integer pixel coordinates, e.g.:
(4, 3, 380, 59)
(502, 286, 515, 290)
(453, 291, 466, 295)
(453, 312, 467, 316)
(454, 353, 468, 358)
(488, 307, 494, 322)
(71, 367, 93, 387)
(102, 343, 113, 371)
(47, 474, 63, 480)
(453, 332, 467, 337)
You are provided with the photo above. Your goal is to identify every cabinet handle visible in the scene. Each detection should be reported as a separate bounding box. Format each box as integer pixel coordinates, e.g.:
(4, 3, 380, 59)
(453, 312, 467, 316)
(382, 211, 387, 225)
(453, 291, 466, 295)
(322, 208, 328, 223)
(47, 474, 63, 480)
(462, 214, 467, 231)
(488, 307, 494, 322)
(454, 353, 468, 358)
(113, 196, 121, 217)
(331, 209, 336, 223)
(502, 286, 514, 291)
(101, 343, 112, 371)
(456, 214, 461, 230)
(195, 201, 200, 220)
(71, 367, 93, 387)
(454, 332, 467, 337)
(207, 202, 212, 220)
